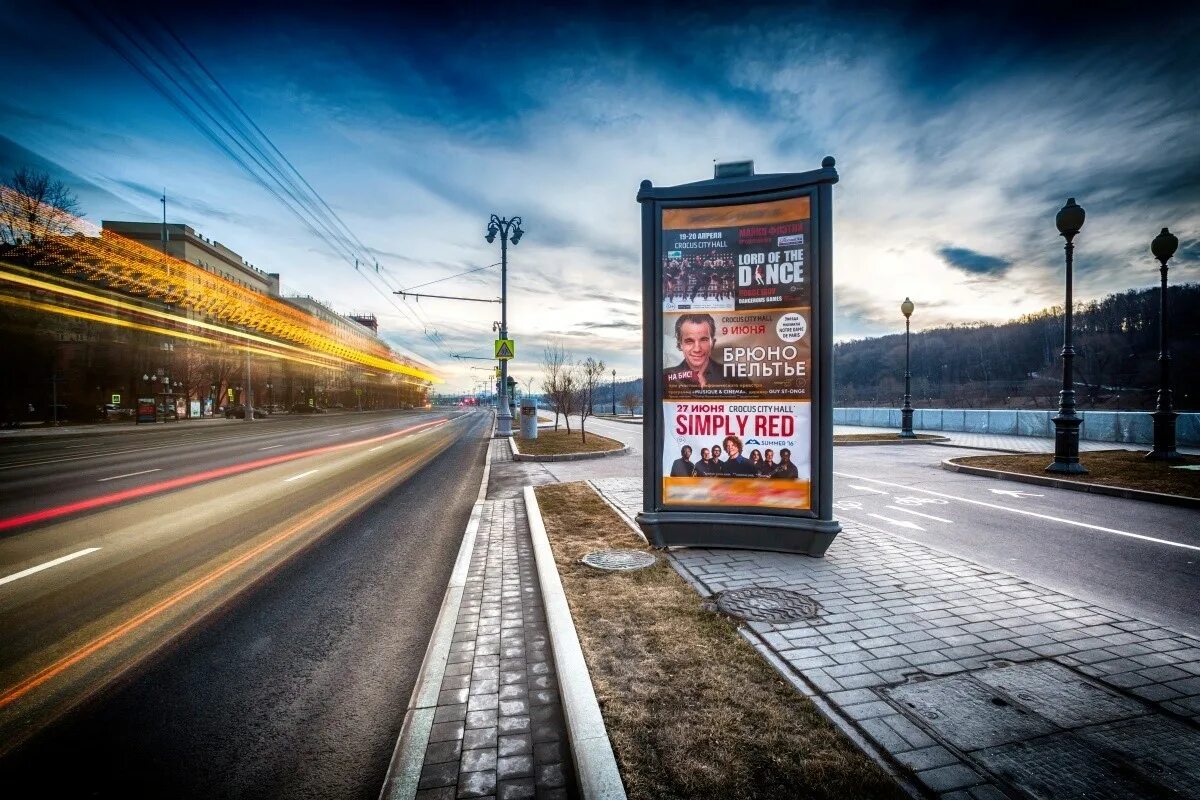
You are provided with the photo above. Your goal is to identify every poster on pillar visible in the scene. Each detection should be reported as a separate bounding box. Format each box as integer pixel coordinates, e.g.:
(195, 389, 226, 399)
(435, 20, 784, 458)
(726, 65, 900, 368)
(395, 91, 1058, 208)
(660, 196, 813, 510)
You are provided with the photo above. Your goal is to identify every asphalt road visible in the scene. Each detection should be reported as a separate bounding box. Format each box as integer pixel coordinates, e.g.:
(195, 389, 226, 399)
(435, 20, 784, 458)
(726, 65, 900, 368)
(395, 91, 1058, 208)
(0, 408, 490, 797)
(549, 416, 1200, 638)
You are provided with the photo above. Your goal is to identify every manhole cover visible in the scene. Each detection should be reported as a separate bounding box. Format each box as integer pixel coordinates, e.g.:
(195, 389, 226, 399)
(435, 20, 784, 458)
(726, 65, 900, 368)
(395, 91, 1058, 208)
(715, 587, 819, 622)
(581, 549, 657, 571)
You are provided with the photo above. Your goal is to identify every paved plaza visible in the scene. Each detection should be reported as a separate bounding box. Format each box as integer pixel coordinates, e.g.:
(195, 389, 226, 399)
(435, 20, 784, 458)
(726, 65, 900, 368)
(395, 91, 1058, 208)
(594, 476, 1200, 800)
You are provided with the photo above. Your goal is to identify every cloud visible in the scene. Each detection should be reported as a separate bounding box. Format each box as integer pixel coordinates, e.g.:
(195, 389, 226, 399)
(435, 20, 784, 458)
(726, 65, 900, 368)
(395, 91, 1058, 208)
(937, 246, 1012, 277)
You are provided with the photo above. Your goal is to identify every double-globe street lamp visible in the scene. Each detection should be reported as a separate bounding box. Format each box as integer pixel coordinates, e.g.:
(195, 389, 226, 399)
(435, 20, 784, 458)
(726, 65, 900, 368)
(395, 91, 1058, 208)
(1148, 227, 1182, 461)
(1048, 197, 1087, 474)
(486, 214, 523, 438)
(899, 297, 916, 438)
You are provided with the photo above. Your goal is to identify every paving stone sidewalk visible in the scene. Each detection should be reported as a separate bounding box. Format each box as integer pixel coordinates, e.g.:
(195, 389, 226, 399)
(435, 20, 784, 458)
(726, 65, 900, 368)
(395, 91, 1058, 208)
(414, 498, 577, 800)
(593, 476, 1200, 800)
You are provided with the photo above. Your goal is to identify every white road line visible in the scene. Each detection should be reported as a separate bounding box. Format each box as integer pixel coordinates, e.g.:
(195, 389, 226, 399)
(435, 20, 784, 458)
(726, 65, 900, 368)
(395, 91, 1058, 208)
(886, 505, 953, 523)
(849, 484, 890, 495)
(97, 468, 161, 482)
(868, 513, 925, 531)
(368, 446, 384, 452)
(0, 548, 101, 587)
(284, 469, 319, 482)
(836, 471, 1200, 552)
(259, 444, 284, 450)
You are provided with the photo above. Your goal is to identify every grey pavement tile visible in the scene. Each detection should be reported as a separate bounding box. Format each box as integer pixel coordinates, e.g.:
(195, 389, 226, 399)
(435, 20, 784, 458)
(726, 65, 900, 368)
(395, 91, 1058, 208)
(498, 733, 532, 757)
(425, 738, 464, 765)
(498, 715, 531, 735)
(1140, 665, 1193, 683)
(456, 768, 497, 798)
(1128, 683, 1184, 703)
(439, 688, 470, 706)
(917, 763, 985, 793)
(418, 761, 459, 790)
(496, 778, 536, 799)
(415, 787, 458, 800)
(460, 748, 498, 773)
(466, 709, 499, 729)
(535, 762, 568, 790)
(429, 721, 467, 743)
(497, 754, 535, 780)
(826, 688, 880, 706)
(462, 726, 498, 750)
(895, 745, 960, 772)
(468, 693, 500, 712)
(435, 703, 469, 724)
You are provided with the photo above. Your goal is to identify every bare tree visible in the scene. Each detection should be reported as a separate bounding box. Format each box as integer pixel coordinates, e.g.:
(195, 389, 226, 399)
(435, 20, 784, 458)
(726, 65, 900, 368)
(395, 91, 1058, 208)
(577, 356, 607, 443)
(0, 167, 82, 245)
(541, 343, 573, 431)
(620, 391, 640, 417)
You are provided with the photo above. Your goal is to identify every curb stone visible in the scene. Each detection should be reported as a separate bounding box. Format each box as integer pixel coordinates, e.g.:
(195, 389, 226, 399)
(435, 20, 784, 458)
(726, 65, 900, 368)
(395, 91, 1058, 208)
(523, 485, 627, 800)
(941, 458, 1200, 509)
(509, 435, 630, 463)
(834, 436, 950, 446)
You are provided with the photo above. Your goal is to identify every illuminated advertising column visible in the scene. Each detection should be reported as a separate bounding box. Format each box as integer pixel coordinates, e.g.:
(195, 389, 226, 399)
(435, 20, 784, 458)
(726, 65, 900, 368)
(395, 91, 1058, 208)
(636, 158, 840, 556)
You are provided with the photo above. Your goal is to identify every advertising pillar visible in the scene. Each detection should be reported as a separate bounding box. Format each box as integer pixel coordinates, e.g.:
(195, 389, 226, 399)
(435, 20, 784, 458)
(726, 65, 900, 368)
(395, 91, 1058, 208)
(636, 158, 840, 556)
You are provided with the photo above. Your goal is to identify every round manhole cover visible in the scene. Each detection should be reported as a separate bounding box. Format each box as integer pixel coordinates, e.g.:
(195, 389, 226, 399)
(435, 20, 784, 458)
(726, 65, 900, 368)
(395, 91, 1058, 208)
(581, 549, 657, 571)
(715, 587, 819, 622)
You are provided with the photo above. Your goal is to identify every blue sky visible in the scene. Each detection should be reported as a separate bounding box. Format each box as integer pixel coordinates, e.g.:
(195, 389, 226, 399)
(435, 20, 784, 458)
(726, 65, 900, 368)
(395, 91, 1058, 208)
(2, 1, 1197, 392)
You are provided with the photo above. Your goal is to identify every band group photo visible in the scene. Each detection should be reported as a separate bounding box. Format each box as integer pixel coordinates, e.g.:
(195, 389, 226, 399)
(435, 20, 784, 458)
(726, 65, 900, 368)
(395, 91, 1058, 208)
(669, 435, 799, 479)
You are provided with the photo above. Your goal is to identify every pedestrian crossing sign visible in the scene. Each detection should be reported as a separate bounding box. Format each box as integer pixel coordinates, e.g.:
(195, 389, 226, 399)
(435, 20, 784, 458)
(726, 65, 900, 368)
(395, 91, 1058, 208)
(495, 339, 515, 360)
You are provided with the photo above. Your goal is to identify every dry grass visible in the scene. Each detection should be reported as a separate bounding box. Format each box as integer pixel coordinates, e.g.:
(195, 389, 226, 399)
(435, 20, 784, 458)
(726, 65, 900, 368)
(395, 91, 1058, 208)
(516, 428, 623, 455)
(834, 433, 943, 443)
(951, 449, 1200, 498)
(534, 482, 904, 800)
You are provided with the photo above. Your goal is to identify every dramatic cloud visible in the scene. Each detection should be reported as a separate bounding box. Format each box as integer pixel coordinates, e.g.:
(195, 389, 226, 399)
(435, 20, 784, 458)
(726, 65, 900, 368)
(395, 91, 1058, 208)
(937, 246, 1012, 277)
(2, 2, 1197, 391)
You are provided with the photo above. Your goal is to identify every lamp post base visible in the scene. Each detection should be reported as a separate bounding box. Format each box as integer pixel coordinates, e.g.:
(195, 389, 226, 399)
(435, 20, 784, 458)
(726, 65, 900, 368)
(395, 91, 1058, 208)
(496, 409, 514, 438)
(1047, 412, 1087, 474)
(899, 407, 916, 438)
(1146, 410, 1183, 462)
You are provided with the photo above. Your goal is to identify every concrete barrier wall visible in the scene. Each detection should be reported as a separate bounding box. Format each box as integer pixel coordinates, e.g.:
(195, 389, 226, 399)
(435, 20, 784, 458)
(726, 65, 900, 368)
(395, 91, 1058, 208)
(833, 407, 1200, 446)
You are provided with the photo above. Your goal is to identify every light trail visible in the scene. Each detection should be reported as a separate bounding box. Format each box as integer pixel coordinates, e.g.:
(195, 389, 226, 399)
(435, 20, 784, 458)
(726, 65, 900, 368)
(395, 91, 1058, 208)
(0, 418, 447, 532)
(0, 448, 431, 712)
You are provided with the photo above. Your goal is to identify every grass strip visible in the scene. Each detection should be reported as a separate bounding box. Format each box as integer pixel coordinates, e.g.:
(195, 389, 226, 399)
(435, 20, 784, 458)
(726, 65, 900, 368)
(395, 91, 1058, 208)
(516, 428, 623, 455)
(534, 482, 905, 800)
(950, 449, 1200, 497)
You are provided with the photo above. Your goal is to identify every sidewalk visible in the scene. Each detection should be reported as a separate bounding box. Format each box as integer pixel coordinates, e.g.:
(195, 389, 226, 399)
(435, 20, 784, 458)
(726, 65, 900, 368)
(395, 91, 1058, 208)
(401, 439, 578, 800)
(593, 475, 1200, 800)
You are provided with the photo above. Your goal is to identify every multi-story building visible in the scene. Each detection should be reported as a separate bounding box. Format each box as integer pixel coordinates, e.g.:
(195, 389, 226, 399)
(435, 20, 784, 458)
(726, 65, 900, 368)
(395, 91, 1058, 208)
(100, 221, 278, 296)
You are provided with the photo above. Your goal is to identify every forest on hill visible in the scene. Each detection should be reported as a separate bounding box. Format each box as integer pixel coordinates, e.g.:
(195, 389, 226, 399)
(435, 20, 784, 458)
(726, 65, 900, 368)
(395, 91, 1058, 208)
(833, 284, 1200, 411)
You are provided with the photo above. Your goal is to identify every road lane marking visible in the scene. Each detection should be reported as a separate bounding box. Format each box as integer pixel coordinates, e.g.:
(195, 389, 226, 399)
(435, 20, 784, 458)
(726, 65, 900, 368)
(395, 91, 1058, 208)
(97, 468, 161, 483)
(886, 505, 953, 523)
(836, 471, 1200, 552)
(284, 470, 319, 482)
(868, 513, 925, 531)
(0, 449, 428, 712)
(0, 548, 100, 587)
(849, 484, 889, 495)
(368, 446, 384, 452)
(990, 489, 1044, 498)
(258, 444, 284, 450)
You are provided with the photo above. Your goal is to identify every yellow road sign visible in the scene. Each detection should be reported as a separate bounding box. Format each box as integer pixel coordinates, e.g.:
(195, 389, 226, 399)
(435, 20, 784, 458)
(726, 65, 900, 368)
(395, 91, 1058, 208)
(495, 339, 515, 360)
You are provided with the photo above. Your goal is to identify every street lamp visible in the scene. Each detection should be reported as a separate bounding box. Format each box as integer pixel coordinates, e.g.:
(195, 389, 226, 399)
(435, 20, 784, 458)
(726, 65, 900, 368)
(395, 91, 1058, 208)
(1147, 227, 1182, 461)
(611, 369, 616, 415)
(1048, 197, 1087, 474)
(899, 297, 915, 438)
(486, 214, 524, 438)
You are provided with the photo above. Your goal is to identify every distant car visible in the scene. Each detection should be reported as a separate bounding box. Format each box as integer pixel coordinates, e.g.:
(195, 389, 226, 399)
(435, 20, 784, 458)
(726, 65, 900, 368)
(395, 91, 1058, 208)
(289, 403, 325, 414)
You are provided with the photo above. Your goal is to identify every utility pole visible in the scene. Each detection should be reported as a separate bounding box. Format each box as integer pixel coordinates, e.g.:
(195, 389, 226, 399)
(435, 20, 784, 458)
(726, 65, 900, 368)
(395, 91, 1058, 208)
(486, 215, 524, 438)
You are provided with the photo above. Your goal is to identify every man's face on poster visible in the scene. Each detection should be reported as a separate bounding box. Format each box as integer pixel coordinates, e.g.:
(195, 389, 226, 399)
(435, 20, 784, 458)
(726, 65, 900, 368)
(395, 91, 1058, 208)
(677, 320, 714, 373)
(681, 446, 692, 460)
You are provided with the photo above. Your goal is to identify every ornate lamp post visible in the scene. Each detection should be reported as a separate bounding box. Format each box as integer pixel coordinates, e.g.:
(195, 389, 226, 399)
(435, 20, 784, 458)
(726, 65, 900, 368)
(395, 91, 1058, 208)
(611, 369, 616, 415)
(486, 214, 523, 438)
(1048, 197, 1087, 474)
(1147, 227, 1181, 461)
(899, 297, 916, 438)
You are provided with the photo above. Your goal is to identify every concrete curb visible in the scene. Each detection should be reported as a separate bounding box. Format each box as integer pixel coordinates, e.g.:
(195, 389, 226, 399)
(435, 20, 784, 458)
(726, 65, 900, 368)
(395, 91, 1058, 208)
(941, 458, 1200, 509)
(833, 436, 950, 446)
(523, 485, 627, 800)
(509, 435, 630, 463)
(593, 416, 642, 426)
(378, 415, 494, 800)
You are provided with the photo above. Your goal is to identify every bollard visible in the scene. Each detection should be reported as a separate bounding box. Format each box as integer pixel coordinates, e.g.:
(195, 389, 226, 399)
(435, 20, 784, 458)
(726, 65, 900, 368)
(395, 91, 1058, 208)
(520, 399, 538, 439)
